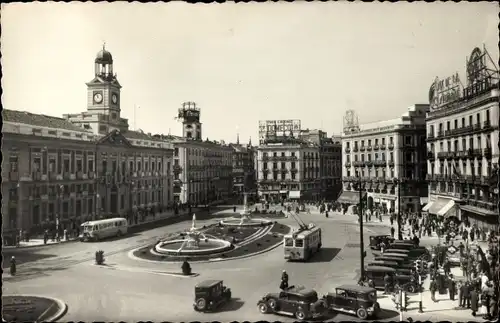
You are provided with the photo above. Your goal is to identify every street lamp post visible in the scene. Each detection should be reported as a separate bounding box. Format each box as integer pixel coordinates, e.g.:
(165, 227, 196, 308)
(95, 193, 100, 220)
(357, 172, 365, 282)
(397, 178, 404, 240)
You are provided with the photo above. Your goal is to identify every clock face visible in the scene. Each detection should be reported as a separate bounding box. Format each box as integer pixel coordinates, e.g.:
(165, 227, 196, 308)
(93, 92, 103, 104)
(112, 93, 118, 104)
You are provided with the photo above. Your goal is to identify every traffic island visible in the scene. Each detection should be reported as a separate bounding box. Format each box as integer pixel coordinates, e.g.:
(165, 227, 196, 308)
(132, 221, 291, 262)
(2, 295, 67, 322)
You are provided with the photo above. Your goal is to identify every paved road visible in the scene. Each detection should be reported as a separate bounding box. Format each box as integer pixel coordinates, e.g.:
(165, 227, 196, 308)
(4, 210, 401, 321)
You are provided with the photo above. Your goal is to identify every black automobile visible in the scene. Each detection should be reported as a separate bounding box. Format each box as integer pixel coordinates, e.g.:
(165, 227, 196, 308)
(364, 266, 415, 293)
(374, 255, 411, 267)
(321, 285, 380, 320)
(193, 280, 232, 312)
(367, 261, 414, 277)
(389, 241, 416, 250)
(257, 285, 327, 321)
(369, 235, 395, 250)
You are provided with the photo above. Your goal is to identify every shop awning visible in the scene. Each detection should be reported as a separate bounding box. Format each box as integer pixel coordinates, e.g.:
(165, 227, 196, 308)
(420, 197, 429, 205)
(288, 191, 301, 199)
(428, 199, 452, 215)
(437, 200, 456, 217)
(337, 191, 366, 204)
(459, 204, 498, 217)
(422, 202, 433, 212)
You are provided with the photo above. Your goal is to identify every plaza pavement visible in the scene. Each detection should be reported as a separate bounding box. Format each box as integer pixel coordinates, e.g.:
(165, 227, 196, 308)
(4, 208, 397, 321)
(4, 205, 477, 322)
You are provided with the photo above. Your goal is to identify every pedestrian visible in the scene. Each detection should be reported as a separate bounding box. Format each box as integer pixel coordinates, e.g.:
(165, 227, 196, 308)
(384, 273, 391, 294)
(465, 282, 472, 308)
(390, 215, 394, 226)
(390, 226, 395, 239)
(458, 281, 465, 307)
(10, 256, 16, 276)
(470, 288, 479, 316)
(448, 274, 456, 301)
(280, 270, 289, 290)
(430, 279, 437, 302)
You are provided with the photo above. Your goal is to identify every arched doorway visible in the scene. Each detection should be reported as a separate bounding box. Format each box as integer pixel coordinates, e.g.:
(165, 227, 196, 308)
(367, 196, 374, 210)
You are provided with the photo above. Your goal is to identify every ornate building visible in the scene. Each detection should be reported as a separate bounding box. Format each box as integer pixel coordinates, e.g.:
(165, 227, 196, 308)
(1, 45, 174, 240)
(301, 129, 343, 199)
(170, 102, 233, 206)
(340, 106, 429, 213)
(424, 46, 499, 230)
(230, 135, 257, 201)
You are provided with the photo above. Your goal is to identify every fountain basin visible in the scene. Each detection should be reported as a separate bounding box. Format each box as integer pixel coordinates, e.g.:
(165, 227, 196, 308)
(154, 238, 233, 256)
(219, 218, 273, 227)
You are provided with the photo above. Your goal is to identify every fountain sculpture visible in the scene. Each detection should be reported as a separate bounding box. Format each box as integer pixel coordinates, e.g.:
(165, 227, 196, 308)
(153, 213, 232, 257)
(219, 193, 272, 227)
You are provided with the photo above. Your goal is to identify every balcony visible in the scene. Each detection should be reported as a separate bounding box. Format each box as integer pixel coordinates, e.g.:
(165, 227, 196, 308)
(427, 151, 435, 160)
(473, 123, 482, 131)
(437, 130, 444, 138)
(437, 152, 448, 159)
(427, 132, 435, 139)
(466, 175, 475, 183)
(373, 145, 380, 151)
(353, 161, 364, 167)
(425, 174, 434, 181)
(374, 160, 387, 166)
(484, 147, 492, 158)
(472, 149, 482, 157)
(345, 147, 351, 153)
(290, 168, 298, 173)
(366, 146, 372, 151)
(353, 147, 359, 152)
(388, 144, 394, 150)
(360, 146, 366, 152)
(365, 161, 374, 167)
(344, 161, 351, 167)
(173, 165, 182, 172)
(483, 120, 492, 130)
(380, 144, 386, 150)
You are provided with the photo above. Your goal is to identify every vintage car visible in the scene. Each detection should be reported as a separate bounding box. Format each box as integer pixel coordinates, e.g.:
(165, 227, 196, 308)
(369, 235, 395, 250)
(257, 285, 327, 320)
(193, 280, 232, 312)
(364, 266, 417, 293)
(321, 285, 380, 319)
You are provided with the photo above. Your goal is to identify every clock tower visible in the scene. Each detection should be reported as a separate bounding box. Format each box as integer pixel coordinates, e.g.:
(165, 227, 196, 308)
(86, 44, 122, 120)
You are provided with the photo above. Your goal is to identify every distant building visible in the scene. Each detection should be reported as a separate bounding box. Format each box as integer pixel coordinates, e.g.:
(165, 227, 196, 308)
(1, 45, 174, 240)
(256, 120, 327, 202)
(423, 46, 499, 230)
(301, 129, 343, 199)
(169, 102, 233, 206)
(230, 135, 257, 200)
(340, 105, 429, 213)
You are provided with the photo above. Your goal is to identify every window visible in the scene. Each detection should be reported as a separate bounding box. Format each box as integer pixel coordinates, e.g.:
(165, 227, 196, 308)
(389, 137, 393, 144)
(462, 118, 465, 127)
(291, 172, 296, 180)
(477, 136, 482, 149)
(446, 121, 450, 131)
(469, 115, 473, 126)
(99, 125, 108, 133)
(285, 238, 293, 247)
(486, 110, 490, 121)
(476, 113, 481, 124)
(382, 138, 386, 145)
(454, 119, 458, 129)
(294, 239, 304, 247)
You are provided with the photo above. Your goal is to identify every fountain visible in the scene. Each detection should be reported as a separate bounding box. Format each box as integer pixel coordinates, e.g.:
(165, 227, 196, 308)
(219, 193, 272, 227)
(154, 214, 233, 256)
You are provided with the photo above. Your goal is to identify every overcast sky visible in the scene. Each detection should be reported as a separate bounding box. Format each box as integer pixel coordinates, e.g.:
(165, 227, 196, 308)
(2, 2, 498, 143)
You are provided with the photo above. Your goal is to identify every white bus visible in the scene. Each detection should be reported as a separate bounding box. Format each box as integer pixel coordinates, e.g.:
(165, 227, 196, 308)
(284, 223, 322, 261)
(80, 218, 128, 242)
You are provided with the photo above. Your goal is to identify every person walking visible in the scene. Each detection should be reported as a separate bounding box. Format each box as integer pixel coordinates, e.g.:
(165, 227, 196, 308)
(448, 274, 456, 301)
(458, 281, 465, 308)
(390, 226, 395, 239)
(470, 288, 479, 317)
(430, 279, 437, 302)
(10, 256, 16, 276)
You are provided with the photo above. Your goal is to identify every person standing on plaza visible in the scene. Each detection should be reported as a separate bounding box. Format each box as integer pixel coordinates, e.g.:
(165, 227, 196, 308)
(430, 279, 438, 302)
(458, 281, 465, 308)
(390, 226, 395, 238)
(384, 273, 391, 294)
(448, 274, 456, 301)
(470, 287, 479, 316)
(280, 270, 289, 290)
(10, 256, 16, 276)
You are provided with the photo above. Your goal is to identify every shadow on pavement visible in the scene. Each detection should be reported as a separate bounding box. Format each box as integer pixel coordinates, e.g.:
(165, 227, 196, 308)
(376, 308, 400, 320)
(308, 247, 341, 263)
(2, 250, 58, 269)
(219, 297, 245, 312)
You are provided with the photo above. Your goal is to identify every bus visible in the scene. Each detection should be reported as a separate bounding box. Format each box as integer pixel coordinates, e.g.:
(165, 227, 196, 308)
(284, 223, 322, 261)
(80, 218, 128, 242)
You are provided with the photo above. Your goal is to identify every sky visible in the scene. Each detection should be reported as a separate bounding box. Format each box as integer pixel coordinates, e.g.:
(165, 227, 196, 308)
(2, 2, 498, 144)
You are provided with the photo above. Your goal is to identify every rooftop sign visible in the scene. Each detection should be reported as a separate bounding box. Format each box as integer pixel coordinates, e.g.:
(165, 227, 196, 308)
(428, 73, 463, 110)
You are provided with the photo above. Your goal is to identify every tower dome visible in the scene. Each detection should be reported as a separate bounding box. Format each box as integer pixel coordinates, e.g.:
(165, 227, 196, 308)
(95, 44, 113, 64)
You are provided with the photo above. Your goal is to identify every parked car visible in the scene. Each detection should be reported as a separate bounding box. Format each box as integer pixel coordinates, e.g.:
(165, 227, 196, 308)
(389, 241, 415, 250)
(369, 235, 395, 250)
(257, 285, 327, 320)
(364, 266, 415, 293)
(193, 280, 232, 312)
(367, 261, 414, 277)
(383, 249, 410, 256)
(320, 284, 380, 320)
(374, 255, 411, 267)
